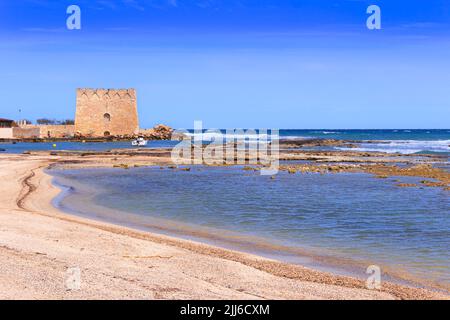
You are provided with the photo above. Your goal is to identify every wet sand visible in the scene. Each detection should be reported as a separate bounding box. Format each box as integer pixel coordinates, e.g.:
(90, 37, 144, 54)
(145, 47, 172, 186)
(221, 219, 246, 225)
(0, 152, 448, 299)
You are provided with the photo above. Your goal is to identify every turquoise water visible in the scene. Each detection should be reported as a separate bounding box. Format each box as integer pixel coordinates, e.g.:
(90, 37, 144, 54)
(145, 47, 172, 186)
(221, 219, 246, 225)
(188, 129, 450, 154)
(277, 129, 450, 141)
(51, 165, 450, 289)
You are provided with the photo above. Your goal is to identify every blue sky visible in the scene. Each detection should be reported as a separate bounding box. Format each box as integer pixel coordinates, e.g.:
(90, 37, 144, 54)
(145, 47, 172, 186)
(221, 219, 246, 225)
(0, 0, 449, 128)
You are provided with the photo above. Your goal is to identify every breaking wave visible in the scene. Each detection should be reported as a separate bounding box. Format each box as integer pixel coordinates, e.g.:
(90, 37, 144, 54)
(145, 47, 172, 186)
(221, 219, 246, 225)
(337, 140, 450, 154)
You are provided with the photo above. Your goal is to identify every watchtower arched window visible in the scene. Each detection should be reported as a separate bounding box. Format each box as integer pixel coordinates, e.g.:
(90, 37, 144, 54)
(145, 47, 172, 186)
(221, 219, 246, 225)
(104, 113, 111, 122)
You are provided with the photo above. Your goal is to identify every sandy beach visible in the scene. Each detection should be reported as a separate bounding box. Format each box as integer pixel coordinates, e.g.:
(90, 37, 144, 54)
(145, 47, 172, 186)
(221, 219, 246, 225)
(2, 0, 450, 304)
(0, 152, 448, 300)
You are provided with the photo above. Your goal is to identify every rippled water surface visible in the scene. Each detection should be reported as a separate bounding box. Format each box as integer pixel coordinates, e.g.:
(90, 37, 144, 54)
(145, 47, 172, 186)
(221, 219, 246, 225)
(51, 166, 450, 288)
(2, 129, 449, 154)
(0, 140, 177, 154)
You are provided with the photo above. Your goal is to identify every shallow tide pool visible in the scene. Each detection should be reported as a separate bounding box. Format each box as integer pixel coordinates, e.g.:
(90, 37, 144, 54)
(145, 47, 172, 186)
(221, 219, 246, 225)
(50, 166, 450, 290)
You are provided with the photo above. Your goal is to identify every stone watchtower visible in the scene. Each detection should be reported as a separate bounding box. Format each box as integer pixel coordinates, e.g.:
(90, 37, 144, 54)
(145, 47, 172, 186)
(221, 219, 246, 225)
(74, 88, 139, 137)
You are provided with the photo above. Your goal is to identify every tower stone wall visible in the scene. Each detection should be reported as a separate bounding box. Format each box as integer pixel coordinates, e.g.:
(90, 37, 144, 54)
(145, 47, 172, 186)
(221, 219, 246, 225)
(75, 88, 139, 137)
(15, 124, 74, 138)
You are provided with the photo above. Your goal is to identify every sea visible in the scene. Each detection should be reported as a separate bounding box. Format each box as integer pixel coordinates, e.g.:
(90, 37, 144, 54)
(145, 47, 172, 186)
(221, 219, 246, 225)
(1, 129, 450, 155)
(50, 165, 449, 291)
(3, 129, 449, 290)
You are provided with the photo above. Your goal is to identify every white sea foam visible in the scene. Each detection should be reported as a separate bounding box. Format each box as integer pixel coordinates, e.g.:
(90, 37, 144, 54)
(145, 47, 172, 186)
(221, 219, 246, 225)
(280, 136, 314, 140)
(337, 140, 450, 154)
(184, 132, 317, 141)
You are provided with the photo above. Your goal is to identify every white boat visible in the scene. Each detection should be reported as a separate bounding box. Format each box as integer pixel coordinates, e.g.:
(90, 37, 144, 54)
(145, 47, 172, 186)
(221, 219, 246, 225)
(132, 137, 148, 146)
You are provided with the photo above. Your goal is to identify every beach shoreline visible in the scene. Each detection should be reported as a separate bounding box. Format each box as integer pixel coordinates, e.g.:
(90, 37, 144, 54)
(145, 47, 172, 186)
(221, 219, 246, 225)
(49, 167, 449, 293)
(0, 153, 448, 299)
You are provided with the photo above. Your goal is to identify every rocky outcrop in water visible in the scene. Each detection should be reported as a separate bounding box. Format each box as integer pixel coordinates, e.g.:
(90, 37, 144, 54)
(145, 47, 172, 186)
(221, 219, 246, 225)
(139, 124, 173, 140)
(280, 138, 358, 148)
